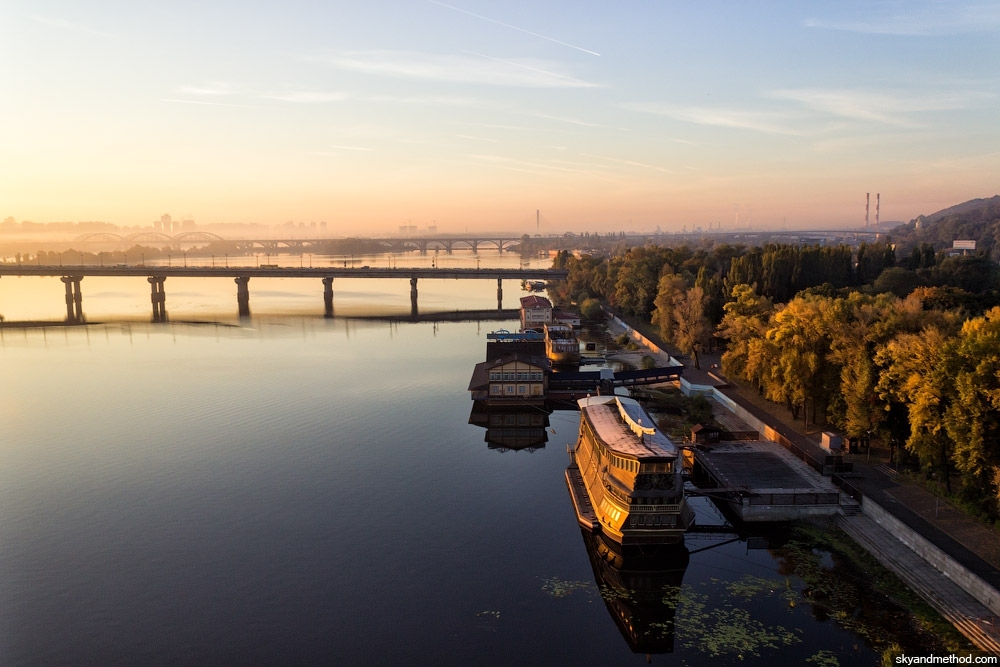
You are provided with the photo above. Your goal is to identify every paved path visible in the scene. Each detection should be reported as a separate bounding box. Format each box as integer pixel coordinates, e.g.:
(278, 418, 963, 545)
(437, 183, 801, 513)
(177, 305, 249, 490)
(837, 513, 1000, 651)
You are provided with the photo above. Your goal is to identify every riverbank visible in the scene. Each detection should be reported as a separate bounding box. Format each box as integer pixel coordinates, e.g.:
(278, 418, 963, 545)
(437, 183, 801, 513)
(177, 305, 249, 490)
(602, 309, 1000, 651)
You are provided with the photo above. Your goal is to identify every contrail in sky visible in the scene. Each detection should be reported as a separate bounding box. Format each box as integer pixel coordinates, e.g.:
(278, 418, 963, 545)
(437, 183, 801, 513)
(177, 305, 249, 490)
(428, 0, 601, 56)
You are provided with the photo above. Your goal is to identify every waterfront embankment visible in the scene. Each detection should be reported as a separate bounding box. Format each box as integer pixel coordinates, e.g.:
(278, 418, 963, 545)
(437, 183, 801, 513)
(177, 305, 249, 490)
(604, 309, 1000, 651)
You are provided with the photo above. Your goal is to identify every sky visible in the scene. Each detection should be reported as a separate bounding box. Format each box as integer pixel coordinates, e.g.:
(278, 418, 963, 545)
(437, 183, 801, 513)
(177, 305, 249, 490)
(1, 1, 998, 235)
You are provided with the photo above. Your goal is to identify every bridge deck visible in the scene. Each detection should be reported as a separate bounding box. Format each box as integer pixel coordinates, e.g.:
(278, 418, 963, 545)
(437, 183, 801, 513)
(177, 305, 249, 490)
(0, 265, 567, 280)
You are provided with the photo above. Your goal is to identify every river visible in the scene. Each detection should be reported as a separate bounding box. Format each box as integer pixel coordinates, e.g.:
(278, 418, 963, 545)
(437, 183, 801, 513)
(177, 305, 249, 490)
(0, 251, 943, 665)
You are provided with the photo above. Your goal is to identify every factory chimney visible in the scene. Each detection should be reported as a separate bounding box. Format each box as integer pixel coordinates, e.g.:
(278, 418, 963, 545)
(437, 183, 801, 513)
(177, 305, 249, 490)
(865, 193, 870, 228)
(875, 193, 880, 227)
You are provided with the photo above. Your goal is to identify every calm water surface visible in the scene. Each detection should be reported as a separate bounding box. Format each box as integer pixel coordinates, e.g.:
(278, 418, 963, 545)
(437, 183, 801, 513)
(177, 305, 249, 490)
(0, 256, 908, 665)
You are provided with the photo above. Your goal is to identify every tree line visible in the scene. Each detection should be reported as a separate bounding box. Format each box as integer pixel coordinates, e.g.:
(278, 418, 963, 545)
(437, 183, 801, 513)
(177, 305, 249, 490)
(554, 240, 1000, 519)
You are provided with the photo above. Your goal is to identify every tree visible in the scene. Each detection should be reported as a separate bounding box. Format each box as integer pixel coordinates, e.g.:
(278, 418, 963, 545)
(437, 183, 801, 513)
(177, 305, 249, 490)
(651, 273, 687, 341)
(875, 327, 956, 490)
(825, 292, 898, 439)
(872, 267, 922, 298)
(672, 285, 711, 369)
(716, 284, 774, 390)
(765, 294, 837, 424)
(941, 308, 1000, 513)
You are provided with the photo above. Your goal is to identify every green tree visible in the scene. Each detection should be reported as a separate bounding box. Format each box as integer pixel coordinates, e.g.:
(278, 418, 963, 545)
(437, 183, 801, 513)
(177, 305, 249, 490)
(716, 284, 774, 390)
(875, 327, 956, 490)
(651, 273, 688, 341)
(941, 308, 1000, 514)
(673, 285, 711, 370)
(766, 294, 837, 424)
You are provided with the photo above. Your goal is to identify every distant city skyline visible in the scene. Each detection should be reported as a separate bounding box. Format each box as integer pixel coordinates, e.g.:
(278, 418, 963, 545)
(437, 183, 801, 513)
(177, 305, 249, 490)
(2, 1, 998, 234)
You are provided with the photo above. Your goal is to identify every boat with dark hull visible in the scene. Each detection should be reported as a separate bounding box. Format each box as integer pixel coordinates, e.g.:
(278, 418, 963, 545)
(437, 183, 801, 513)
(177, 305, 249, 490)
(566, 395, 693, 545)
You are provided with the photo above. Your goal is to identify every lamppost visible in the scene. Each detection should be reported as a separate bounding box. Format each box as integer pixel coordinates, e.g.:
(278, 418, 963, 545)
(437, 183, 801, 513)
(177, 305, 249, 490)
(168, 255, 171, 267)
(212, 255, 216, 268)
(183, 252, 187, 267)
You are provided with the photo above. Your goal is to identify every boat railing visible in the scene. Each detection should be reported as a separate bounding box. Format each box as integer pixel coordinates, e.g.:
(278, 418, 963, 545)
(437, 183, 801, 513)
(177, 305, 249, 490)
(629, 503, 685, 513)
(614, 398, 657, 439)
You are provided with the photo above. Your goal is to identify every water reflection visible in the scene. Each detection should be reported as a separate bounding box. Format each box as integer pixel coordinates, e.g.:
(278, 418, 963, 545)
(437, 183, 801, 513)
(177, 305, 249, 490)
(581, 530, 690, 656)
(468, 401, 553, 452)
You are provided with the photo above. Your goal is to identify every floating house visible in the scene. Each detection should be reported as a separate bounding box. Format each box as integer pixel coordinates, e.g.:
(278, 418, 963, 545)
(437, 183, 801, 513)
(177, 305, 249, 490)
(467, 352, 549, 405)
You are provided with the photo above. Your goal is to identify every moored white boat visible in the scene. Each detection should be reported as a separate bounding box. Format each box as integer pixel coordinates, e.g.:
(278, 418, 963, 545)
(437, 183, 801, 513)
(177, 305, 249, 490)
(566, 395, 693, 544)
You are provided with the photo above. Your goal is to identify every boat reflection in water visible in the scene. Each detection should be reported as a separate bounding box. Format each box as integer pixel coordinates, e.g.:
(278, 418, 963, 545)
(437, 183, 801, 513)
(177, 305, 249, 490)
(468, 401, 553, 452)
(582, 529, 690, 655)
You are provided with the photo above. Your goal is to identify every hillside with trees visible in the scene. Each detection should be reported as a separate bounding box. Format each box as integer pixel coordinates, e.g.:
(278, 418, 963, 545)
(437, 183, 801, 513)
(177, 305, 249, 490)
(890, 195, 1000, 262)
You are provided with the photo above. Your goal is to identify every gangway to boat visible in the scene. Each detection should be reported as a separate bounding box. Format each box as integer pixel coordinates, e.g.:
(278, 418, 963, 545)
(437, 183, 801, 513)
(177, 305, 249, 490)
(548, 365, 684, 393)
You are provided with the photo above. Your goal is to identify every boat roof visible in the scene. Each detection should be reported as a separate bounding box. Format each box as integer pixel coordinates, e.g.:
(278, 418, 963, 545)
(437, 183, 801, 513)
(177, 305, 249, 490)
(578, 395, 678, 459)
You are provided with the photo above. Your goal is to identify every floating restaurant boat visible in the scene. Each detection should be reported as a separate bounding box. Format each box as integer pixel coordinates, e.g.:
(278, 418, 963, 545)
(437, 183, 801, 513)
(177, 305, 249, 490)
(544, 323, 580, 364)
(566, 395, 694, 544)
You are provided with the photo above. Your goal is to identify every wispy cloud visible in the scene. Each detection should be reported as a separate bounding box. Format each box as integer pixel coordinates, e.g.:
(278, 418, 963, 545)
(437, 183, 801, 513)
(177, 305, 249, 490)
(313, 50, 599, 88)
(313, 146, 375, 154)
(771, 87, 995, 126)
(804, 2, 1000, 35)
(583, 154, 670, 173)
(455, 134, 501, 143)
(160, 98, 249, 108)
(32, 14, 112, 37)
(528, 112, 604, 128)
(427, 0, 600, 56)
(469, 154, 619, 180)
(176, 82, 241, 97)
(622, 102, 799, 135)
(262, 90, 350, 103)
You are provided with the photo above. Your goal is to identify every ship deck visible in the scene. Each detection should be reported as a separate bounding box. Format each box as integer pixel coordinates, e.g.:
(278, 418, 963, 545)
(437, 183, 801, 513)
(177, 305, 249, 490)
(565, 465, 598, 531)
(583, 400, 677, 459)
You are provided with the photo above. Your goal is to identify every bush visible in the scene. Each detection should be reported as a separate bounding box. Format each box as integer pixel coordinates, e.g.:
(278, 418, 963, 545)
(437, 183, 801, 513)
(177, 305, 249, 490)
(580, 298, 604, 320)
(689, 394, 713, 424)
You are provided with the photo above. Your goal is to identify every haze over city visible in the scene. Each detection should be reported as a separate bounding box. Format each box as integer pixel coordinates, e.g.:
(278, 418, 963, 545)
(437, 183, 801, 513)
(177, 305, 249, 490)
(2, 1, 998, 234)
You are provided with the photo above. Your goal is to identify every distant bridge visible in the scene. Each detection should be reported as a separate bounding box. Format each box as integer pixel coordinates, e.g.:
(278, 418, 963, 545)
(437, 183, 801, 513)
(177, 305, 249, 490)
(0, 265, 567, 322)
(71, 234, 526, 253)
(74, 231, 226, 244)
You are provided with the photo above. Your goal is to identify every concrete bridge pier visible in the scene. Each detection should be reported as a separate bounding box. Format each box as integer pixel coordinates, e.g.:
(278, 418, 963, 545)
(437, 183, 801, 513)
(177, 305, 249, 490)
(148, 276, 167, 322)
(322, 276, 334, 318)
(235, 276, 251, 317)
(497, 277, 503, 311)
(410, 276, 419, 316)
(61, 276, 84, 322)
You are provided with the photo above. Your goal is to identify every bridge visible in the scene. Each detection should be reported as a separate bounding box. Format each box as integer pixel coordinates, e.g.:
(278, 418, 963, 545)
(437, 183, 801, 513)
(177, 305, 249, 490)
(71, 233, 526, 253)
(0, 265, 567, 323)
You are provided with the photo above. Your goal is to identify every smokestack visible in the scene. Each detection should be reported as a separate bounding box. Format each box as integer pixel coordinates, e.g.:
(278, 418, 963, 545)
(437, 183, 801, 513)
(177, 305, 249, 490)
(875, 193, 880, 227)
(536, 209, 539, 232)
(865, 192, 870, 228)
